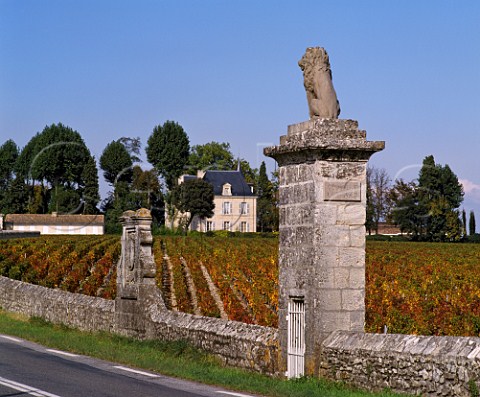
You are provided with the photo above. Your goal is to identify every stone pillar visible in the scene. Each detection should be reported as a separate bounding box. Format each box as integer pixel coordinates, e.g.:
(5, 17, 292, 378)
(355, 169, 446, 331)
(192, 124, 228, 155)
(115, 208, 162, 337)
(264, 118, 384, 375)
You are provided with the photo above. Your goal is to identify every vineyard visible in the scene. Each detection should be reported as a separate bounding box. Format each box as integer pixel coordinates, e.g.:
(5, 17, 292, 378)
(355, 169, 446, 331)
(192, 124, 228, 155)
(0, 235, 120, 299)
(1, 236, 480, 336)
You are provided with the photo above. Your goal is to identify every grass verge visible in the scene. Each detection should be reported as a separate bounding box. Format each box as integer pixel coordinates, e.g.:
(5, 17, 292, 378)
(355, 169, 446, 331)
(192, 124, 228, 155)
(0, 309, 410, 397)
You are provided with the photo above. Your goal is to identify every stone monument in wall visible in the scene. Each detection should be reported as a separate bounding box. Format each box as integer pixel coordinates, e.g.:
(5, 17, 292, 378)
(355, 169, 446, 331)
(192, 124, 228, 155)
(115, 208, 163, 337)
(264, 47, 384, 377)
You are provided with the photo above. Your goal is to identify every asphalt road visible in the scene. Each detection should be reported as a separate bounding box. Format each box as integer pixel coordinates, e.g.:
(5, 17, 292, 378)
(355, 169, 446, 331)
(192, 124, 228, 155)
(0, 334, 258, 397)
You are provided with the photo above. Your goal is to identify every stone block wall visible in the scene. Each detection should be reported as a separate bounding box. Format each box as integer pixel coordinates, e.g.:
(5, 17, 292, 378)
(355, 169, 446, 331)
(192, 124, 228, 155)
(320, 331, 480, 397)
(143, 289, 279, 375)
(0, 275, 279, 375)
(4, 267, 480, 393)
(0, 276, 114, 332)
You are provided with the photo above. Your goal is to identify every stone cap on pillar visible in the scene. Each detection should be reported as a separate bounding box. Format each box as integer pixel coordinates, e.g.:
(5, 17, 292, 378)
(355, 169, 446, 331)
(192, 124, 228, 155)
(264, 118, 384, 165)
(119, 208, 152, 225)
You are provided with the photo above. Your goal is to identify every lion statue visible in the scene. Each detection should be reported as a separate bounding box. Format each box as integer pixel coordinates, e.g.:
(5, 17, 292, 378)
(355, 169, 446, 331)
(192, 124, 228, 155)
(298, 47, 341, 119)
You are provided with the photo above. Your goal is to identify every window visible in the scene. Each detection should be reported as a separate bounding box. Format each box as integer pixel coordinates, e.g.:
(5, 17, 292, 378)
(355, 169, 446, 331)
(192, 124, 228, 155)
(223, 221, 231, 231)
(240, 202, 249, 215)
(222, 201, 232, 215)
(240, 222, 249, 232)
(222, 183, 232, 196)
(206, 221, 214, 231)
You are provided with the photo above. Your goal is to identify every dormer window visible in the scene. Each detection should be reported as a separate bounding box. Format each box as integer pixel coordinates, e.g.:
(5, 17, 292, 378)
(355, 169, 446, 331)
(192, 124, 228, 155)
(222, 183, 232, 196)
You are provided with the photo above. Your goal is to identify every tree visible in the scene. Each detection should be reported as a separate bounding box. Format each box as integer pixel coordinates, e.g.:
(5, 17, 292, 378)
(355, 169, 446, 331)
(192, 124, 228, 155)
(470, 210, 476, 236)
(256, 161, 277, 232)
(171, 179, 214, 232)
(239, 159, 258, 186)
(30, 123, 91, 189)
(48, 186, 82, 214)
(118, 136, 142, 163)
(0, 139, 19, 186)
(390, 179, 424, 235)
(81, 155, 100, 214)
(0, 139, 20, 212)
(146, 121, 190, 190)
(27, 185, 48, 214)
(187, 141, 257, 187)
(390, 155, 463, 241)
(187, 141, 235, 174)
(14, 123, 94, 214)
(130, 166, 164, 223)
(418, 156, 463, 241)
(0, 177, 29, 214)
(15, 133, 41, 182)
(257, 161, 271, 197)
(101, 164, 163, 233)
(366, 166, 391, 234)
(99, 140, 133, 186)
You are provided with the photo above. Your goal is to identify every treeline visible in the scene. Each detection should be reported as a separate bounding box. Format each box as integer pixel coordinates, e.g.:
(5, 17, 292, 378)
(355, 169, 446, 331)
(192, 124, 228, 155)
(0, 121, 278, 233)
(367, 155, 476, 242)
(0, 124, 99, 215)
(4, 122, 472, 241)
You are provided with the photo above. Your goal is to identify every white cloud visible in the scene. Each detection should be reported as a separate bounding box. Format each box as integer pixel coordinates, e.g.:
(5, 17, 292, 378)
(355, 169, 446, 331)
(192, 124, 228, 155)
(460, 179, 480, 203)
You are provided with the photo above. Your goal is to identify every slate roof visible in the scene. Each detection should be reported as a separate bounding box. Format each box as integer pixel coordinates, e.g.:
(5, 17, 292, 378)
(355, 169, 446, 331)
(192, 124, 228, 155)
(203, 170, 255, 197)
(5, 214, 104, 226)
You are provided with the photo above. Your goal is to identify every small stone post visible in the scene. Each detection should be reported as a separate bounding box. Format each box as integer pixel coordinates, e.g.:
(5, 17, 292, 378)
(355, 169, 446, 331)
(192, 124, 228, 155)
(115, 208, 162, 337)
(265, 118, 384, 376)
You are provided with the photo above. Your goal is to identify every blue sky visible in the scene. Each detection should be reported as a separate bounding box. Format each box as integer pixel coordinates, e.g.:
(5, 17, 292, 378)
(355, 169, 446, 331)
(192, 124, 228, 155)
(1, 1, 479, 214)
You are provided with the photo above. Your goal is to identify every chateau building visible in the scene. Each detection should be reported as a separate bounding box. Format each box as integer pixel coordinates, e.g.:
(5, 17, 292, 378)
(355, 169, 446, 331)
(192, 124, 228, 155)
(172, 167, 257, 233)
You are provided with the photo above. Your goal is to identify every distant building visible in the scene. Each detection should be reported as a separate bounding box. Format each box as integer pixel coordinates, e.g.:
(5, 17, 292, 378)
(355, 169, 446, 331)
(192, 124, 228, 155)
(0, 213, 105, 235)
(368, 222, 402, 236)
(169, 167, 257, 233)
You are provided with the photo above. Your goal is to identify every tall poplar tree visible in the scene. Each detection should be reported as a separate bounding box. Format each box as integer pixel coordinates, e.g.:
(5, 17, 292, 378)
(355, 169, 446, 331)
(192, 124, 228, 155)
(81, 155, 101, 214)
(470, 210, 476, 236)
(256, 161, 278, 232)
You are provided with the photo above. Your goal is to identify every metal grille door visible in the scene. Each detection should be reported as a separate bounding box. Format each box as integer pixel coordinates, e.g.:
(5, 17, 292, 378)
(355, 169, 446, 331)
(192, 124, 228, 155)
(287, 298, 305, 378)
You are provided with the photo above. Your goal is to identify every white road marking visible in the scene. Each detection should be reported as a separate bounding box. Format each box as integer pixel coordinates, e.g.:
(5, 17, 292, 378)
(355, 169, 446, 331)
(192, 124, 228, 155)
(45, 349, 79, 357)
(0, 376, 63, 397)
(113, 365, 159, 378)
(0, 334, 22, 343)
(216, 392, 256, 397)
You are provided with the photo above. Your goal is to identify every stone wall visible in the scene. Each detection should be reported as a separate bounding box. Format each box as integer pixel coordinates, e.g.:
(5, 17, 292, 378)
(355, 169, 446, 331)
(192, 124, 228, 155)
(320, 331, 480, 397)
(0, 275, 279, 375)
(0, 276, 114, 332)
(143, 289, 279, 375)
